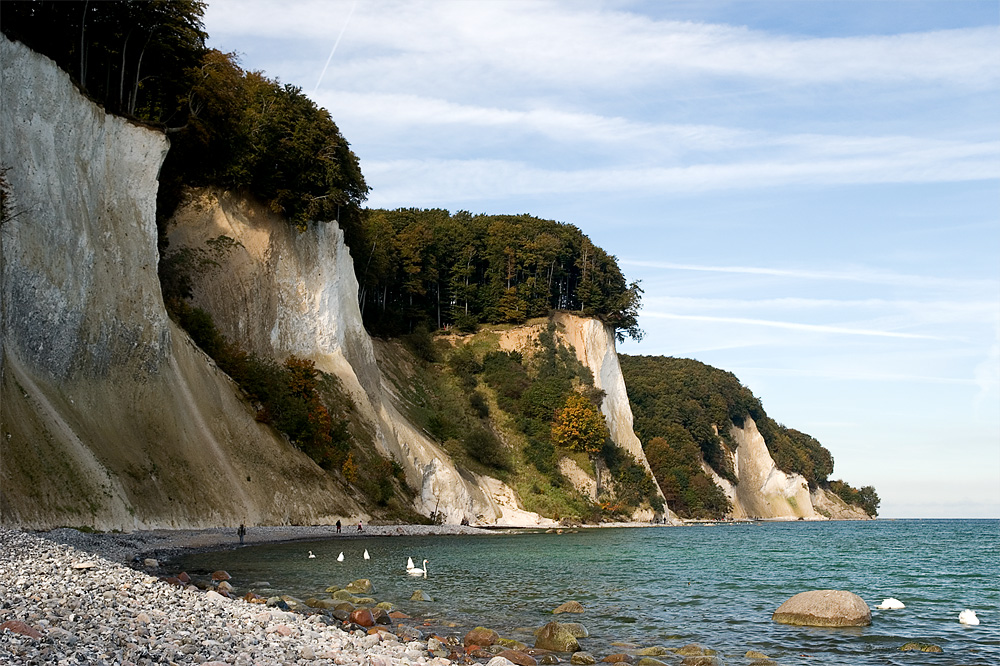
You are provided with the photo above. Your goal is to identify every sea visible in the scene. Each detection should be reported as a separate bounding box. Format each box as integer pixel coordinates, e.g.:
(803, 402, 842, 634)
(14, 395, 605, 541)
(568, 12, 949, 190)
(172, 519, 999, 665)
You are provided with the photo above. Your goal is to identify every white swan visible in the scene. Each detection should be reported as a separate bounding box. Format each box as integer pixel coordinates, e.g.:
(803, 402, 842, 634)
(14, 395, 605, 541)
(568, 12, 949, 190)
(877, 598, 905, 610)
(406, 556, 415, 571)
(308, 551, 316, 559)
(364, 549, 370, 560)
(407, 559, 428, 577)
(959, 609, 980, 625)
(337, 552, 344, 562)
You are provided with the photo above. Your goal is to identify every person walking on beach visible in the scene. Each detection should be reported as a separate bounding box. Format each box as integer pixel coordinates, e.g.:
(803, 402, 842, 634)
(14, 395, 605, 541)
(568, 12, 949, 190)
(237, 523, 246, 545)
(336, 519, 341, 534)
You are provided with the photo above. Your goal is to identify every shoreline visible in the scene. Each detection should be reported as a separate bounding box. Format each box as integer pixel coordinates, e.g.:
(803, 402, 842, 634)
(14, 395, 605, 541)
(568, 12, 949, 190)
(2, 525, 716, 666)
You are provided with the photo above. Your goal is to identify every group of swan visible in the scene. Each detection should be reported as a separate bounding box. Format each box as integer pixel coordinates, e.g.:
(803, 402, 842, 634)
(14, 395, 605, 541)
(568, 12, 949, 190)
(406, 557, 428, 577)
(312, 549, 370, 562)
(878, 598, 981, 625)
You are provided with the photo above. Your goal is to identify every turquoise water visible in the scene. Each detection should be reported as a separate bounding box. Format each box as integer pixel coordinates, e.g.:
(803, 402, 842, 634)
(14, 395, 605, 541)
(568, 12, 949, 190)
(173, 520, 999, 665)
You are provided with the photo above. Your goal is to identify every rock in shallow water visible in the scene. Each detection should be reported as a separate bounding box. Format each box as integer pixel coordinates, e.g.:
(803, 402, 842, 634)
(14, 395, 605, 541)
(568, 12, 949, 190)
(534, 622, 581, 653)
(772, 590, 871, 627)
(899, 642, 943, 652)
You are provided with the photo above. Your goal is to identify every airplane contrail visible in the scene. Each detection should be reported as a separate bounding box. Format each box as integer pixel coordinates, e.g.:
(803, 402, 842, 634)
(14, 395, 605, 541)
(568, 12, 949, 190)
(311, 0, 358, 98)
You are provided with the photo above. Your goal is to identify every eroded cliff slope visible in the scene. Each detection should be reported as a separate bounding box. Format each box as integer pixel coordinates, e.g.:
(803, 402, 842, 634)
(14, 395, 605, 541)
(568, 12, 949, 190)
(166, 189, 558, 526)
(0, 35, 360, 529)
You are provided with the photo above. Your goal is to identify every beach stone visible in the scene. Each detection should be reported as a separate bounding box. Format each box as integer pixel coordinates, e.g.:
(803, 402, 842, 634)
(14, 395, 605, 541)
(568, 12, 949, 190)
(745, 652, 768, 660)
(397, 625, 424, 642)
(0, 619, 43, 639)
(772, 590, 871, 627)
(345, 578, 375, 594)
(204, 590, 227, 604)
(350, 609, 376, 627)
(899, 642, 943, 653)
(389, 610, 411, 619)
(571, 652, 597, 665)
(325, 584, 342, 593)
(377, 601, 396, 611)
(332, 589, 355, 601)
(332, 609, 351, 621)
(411, 589, 433, 601)
(535, 622, 581, 653)
(636, 659, 668, 666)
(501, 649, 538, 666)
(674, 644, 713, 657)
(211, 570, 231, 581)
(538, 656, 561, 665)
(487, 658, 517, 666)
(335, 601, 356, 611)
(636, 647, 669, 656)
(217, 580, 233, 592)
(143, 558, 159, 568)
(353, 596, 377, 605)
(177, 571, 191, 583)
(553, 601, 585, 614)
(680, 658, 720, 666)
(603, 654, 633, 663)
(280, 595, 308, 611)
(498, 638, 529, 651)
(560, 622, 589, 638)
(70, 561, 97, 569)
(372, 608, 392, 625)
(428, 637, 449, 657)
(466, 627, 501, 647)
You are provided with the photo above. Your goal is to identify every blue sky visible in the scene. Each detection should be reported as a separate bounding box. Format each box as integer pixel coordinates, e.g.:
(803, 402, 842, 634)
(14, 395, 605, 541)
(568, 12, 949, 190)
(202, 0, 1000, 518)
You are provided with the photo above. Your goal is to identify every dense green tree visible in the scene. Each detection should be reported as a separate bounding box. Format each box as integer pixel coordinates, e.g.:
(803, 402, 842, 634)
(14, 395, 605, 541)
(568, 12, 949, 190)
(354, 209, 642, 339)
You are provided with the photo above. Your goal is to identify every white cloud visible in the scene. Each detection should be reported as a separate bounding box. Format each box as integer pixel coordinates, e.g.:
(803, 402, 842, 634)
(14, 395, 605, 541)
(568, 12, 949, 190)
(206, 1, 1000, 90)
(640, 311, 945, 340)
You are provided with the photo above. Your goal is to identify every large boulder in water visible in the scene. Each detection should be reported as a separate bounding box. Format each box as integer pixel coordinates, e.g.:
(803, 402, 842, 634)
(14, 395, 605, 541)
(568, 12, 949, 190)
(534, 622, 581, 652)
(772, 590, 871, 627)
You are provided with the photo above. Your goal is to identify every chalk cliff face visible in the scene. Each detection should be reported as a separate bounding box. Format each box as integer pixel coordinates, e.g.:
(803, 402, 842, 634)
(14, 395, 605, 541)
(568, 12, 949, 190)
(702, 416, 870, 520)
(166, 189, 555, 526)
(0, 35, 361, 529)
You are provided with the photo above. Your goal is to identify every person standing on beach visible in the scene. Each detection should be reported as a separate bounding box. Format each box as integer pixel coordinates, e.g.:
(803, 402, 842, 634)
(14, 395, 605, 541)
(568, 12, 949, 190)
(336, 519, 341, 534)
(237, 523, 246, 545)
(358, 521, 363, 532)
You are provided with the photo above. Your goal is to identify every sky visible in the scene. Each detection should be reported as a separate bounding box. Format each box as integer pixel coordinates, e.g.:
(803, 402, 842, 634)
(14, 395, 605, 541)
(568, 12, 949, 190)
(201, 0, 1000, 519)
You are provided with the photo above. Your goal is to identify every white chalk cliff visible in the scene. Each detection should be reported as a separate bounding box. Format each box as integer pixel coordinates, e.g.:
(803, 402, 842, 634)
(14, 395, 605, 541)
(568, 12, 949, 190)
(703, 416, 869, 520)
(0, 35, 361, 529)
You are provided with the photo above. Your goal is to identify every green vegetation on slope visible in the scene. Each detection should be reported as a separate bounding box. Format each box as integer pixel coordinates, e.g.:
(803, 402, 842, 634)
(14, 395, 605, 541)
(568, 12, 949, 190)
(357, 209, 643, 342)
(378, 321, 660, 522)
(171, 299, 420, 521)
(621, 355, 879, 517)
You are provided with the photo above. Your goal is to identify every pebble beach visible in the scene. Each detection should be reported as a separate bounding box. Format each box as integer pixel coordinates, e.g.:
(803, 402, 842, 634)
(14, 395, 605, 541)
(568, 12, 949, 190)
(0, 526, 501, 666)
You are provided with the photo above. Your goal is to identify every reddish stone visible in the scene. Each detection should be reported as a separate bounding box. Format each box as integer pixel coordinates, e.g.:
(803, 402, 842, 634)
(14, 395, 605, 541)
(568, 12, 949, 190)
(466, 647, 491, 658)
(464, 626, 500, 647)
(177, 572, 191, 583)
(211, 570, 231, 581)
(501, 650, 538, 666)
(349, 609, 376, 627)
(602, 655, 634, 663)
(388, 611, 410, 619)
(164, 577, 181, 586)
(0, 620, 43, 639)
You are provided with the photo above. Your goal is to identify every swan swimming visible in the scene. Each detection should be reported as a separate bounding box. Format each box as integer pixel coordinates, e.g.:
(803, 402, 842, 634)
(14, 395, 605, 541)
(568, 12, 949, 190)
(407, 559, 428, 577)
(877, 598, 905, 610)
(364, 549, 370, 560)
(308, 551, 316, 559)
(959, 609, 980, 625)
(337, 552, 344, 562)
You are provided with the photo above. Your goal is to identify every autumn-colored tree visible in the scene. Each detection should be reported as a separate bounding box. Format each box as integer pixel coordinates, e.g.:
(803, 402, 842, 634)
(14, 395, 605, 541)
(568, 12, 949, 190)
(551, 393, 609, 455)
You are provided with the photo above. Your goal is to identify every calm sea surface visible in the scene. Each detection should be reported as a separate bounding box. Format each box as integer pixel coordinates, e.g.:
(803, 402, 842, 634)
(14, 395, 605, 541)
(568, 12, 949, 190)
(172, 519, 999, 665)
